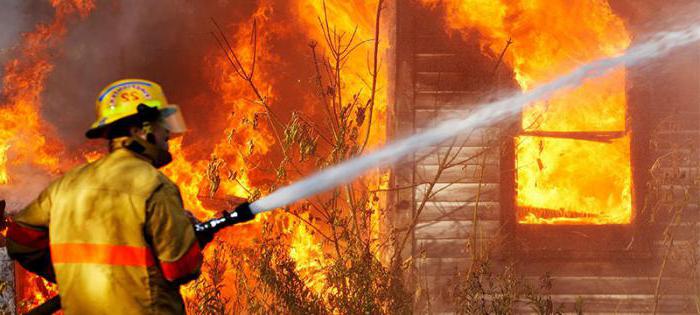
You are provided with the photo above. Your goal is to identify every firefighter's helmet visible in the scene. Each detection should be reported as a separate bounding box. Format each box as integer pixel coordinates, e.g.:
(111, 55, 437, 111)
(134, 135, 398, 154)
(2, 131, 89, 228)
(86, 79, 187, 139)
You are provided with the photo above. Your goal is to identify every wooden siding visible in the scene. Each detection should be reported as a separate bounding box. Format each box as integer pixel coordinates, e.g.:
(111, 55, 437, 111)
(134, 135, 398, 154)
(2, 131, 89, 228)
(392, 1, 700, 313)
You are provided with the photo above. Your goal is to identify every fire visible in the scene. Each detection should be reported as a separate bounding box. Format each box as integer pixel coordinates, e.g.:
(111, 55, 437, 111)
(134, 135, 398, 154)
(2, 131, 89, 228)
(421, 0, 632, 224)
(82, 150, 103, 163)
(162, 4, 276, 218)
(0, 1, 95, 185)
(291, 0, 389, 292)
(163, 138, 208, 216)
(3, 0, 389, 310)
(295, 0, 389, 150)
(289, 215, 328, 293)
(0, 0, 95, 312)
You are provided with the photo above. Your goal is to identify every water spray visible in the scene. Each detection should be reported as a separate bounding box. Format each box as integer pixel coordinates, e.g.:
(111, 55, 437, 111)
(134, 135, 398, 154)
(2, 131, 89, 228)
(248, 23, 700, 215)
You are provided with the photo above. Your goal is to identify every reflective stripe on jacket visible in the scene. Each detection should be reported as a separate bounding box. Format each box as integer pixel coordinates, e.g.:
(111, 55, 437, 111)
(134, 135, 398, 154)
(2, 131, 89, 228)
(7, 148, 202, 315)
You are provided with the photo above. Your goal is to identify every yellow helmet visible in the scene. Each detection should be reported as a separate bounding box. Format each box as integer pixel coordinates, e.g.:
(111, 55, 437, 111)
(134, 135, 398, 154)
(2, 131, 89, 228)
(86, 79, 187, 139)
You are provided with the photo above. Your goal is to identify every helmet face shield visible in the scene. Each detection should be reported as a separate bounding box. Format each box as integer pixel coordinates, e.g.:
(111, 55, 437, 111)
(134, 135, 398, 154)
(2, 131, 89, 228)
(159, 105, 187, 136)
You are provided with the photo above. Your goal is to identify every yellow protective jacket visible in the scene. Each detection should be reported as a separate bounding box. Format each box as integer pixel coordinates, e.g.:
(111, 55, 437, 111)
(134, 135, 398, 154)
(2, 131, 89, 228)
(7, 148, 202, 314)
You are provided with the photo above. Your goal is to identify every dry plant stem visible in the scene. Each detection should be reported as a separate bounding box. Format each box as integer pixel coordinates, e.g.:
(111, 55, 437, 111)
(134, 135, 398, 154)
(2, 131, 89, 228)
(647, 114, 696, 314)
(211, 13, 344, 283)
(286, 206, 333, 242)
(390, 124, 495, 260)
(232, 176, 254, 196)
(215, 29, 314, 181)
(471, 148, 489, 261)
(359, 0, 384, 154)
(345, 183, 364, 242)
(653, 234, 674, 315)
(310, 44, 338, 139)
(210, 19, 288, 161)
(321, 57, 341, 130)
(467, 39, 508, 259)
(491, 37, 513, 78)
(393, 139, 458, 262)
(319, 2, 342, 130)
(296, 109, 333, 145)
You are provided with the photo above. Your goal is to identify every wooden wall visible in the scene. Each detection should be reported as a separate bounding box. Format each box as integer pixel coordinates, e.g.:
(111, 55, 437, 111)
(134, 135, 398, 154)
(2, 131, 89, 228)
(391, 1, 700, 313)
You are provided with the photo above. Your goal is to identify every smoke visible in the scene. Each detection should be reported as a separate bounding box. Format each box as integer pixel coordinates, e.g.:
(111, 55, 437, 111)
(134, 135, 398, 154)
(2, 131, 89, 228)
(40, 0, 263, 149)
(0, 1, 26, 68)
(0, 1, 52, 87)
(250, 22, 700, 214)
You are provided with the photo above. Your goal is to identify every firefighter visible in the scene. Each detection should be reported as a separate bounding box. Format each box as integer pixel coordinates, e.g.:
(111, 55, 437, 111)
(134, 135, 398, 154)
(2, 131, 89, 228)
(6, 79, 220, 314)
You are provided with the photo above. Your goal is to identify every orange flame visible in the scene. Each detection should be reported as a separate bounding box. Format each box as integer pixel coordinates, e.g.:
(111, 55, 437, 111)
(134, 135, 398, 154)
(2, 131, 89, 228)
(162, 4, 276, 219)
(5, 0, 389, 309)
(0, 1, 95, 311)
(291, 0, 389, 293)
(170, 0, 389, 300)
(421, 0, 632, 224)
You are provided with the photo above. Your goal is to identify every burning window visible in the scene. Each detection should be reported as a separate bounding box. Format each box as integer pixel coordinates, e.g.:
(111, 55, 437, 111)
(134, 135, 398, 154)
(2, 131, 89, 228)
(511, 9, 633, 225)
(419, 0, 634, 225)
(421, 0, 635, 225)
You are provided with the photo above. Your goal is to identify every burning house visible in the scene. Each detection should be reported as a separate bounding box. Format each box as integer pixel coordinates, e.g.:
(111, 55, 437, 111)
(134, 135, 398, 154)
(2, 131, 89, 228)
(393, 0, 700, 313)
(0, 0, 698, 314)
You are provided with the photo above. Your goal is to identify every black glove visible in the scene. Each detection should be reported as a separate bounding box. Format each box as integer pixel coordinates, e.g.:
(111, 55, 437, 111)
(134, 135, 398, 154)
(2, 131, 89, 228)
(194, 202, 255, 248)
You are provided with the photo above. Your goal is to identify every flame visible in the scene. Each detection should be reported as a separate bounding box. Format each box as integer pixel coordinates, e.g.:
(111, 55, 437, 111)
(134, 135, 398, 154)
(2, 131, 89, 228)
(291, 0, 389, 294)
(289, 215, 328, 293)
(82, 150, 103, 163)
(175, 0, 390, 301)
(5, 0, 389, 309)
(162, 4, 276, 218)
(162, 138, 208, 215)
(295, 0, 389, 150)
(169, 3, 283, 304)
(0, 0, 95, 311)
(0, 1, 95, 185)
(171, 0, 390, 301)
(421, 0, 632, 224)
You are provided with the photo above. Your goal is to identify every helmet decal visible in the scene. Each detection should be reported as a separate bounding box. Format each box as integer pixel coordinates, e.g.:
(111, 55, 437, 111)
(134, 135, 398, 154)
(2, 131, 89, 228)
(98, 80, 153, 102)
(108, 84, 153, 108)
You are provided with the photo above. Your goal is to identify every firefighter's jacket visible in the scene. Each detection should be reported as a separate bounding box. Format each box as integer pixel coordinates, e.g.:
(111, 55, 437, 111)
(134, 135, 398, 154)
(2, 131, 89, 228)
(6, 148, 203, 314)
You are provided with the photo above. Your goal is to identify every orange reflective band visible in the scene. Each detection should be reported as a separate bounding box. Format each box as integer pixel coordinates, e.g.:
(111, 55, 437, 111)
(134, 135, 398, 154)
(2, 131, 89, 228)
(160, 241, 202, 281)
(51, 243, 155, 267)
